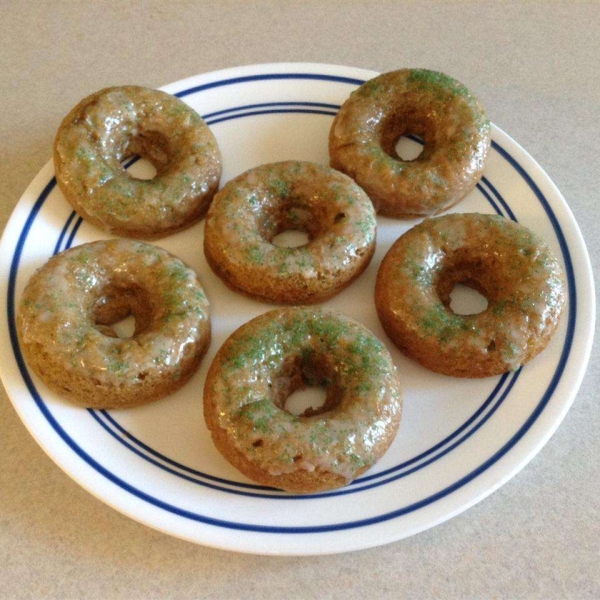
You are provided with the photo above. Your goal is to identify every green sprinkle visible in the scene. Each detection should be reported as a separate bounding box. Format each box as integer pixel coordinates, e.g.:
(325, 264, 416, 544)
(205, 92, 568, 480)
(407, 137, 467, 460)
(271, 180, 289, 197)
(357, 80, 383, 97)
(247, 245, 265, 265)
(408, 69, 469, 98)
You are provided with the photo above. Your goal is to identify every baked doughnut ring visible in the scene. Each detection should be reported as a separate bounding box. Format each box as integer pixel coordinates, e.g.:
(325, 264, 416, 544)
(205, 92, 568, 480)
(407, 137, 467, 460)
(204, 161, 377, 304)
(375, 214, 565, 377)
(329, 69, 491, 217)
(54, 86, 222, 239)
(204, 308, 402, 493)
(17, 240, 211, 408)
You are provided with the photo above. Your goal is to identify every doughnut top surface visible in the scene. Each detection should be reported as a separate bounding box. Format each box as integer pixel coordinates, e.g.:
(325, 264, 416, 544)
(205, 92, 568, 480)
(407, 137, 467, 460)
(18, 239, 211, 408)
(375, 213, 565, 377)
(204, 308, 402, 492)
(204, 160, 377, 304)
(53, 86, 222, 238)
(329, 69, 491, 217)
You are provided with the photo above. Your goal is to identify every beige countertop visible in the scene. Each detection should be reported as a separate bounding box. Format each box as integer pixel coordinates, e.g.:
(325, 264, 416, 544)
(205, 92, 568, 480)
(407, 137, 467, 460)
(1, 1, 598, 598)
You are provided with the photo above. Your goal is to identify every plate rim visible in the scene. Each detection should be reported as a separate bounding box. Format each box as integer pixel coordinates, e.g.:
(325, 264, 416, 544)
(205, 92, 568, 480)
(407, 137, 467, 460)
(0, 62, 595, 555)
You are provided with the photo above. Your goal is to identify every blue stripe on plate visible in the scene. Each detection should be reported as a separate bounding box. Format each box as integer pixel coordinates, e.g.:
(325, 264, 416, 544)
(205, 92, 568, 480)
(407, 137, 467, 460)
(482, 175, 517, 222)
(174, 73, 365, 100)
(53, 210, 76, 256)
(202, 101, 341, 120)
(89, 368, 519, 500)
(206, 108, 337, 126)
(90, 369, 516, 498)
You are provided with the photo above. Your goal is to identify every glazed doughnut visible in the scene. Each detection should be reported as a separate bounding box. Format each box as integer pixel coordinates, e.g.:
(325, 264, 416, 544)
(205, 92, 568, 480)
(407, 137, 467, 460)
(17, 240, 211, 409)
(329, 69, 491, 217)
(204, 161, 377, 304)
(375, 214, 565, 377)
(203, 308, 402, 493)
(54, 86, 222, 239)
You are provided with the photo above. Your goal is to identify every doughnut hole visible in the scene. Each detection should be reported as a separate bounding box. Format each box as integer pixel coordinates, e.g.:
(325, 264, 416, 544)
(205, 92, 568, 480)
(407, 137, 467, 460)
(449, 284, 489, 316)
(271, 352, 342, 418)
(379, 109, 435, 162)
(106, 314, 136, 339)
(92, 283, 155, 339)
(258, 197, 335, 248)
(436, 257, 497, 304)
(394, 135, 424, 161)
(284, 387, 328, 417)
(436, 259, 496, 316)
(123, 156, 158, 181)
(120, 130, 173, 181)
(271, 230, 310, 248)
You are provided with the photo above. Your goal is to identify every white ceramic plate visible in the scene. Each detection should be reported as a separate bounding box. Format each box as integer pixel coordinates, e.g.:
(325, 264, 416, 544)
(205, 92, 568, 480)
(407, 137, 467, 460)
(0, 63, 594, 556)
